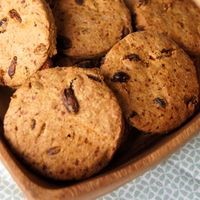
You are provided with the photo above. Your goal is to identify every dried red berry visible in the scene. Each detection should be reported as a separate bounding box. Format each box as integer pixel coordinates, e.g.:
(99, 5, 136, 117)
(9, 9, 22, 23)
(87, 75, 102, 82)
(0, 18, 8, 33)
(154, 98, 167, 108)
(47, 147, 61, 156)
(63, 86, 79, 113)
(124, 54, 141, 62)
(112, 72, 130, 83)
(8, 56, 17, 78)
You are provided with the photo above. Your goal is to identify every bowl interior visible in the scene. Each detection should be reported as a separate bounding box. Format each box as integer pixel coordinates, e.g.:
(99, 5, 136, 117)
(1, 0, 200, 199)
(0, 86, 194, 189)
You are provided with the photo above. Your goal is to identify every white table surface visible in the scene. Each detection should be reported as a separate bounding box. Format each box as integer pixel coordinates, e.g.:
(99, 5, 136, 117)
(1, 132, 200, 200)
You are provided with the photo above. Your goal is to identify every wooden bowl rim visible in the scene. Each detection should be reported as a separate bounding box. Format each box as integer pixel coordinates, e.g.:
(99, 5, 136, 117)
(1, 0, 200, 199)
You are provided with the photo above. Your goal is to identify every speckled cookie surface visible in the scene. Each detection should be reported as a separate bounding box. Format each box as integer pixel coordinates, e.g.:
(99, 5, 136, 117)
(53, 0, 132, 59)
(101, 31, 199, 134)
(4, 67, 123, 180)
(130, 0, 200, 56)
(0, 0, 57, 88)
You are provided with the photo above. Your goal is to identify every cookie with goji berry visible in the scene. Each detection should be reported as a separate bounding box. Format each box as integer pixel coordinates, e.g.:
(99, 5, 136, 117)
(4, 67, 124, 180)
(101, 31, 199, 134)
(53, 0, 132, 59)
(0, 0, 57, 88)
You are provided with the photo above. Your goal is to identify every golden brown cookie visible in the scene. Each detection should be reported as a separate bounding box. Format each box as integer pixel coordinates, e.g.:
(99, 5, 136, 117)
(101, 31, 199, 134)
(4, 67, 123, 180)
(130, 0, 200, 56)
(53, 0, 132, 59)
(0, 0, 57, 88)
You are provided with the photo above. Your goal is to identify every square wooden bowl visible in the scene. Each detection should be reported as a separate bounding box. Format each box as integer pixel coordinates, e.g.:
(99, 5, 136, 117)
(1, 1, 200, 199)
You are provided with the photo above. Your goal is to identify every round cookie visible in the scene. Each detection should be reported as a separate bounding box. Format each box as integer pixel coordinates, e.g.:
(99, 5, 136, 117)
(101, 31, 199, 134)
(53, 0, 132, 59)
(0, 0, 57, 88)
(130, 0, 200, 56)
(4, 67, 123, 180)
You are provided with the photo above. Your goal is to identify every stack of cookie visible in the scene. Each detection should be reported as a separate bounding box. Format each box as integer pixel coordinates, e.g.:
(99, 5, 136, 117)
(1, 0, 200, 181)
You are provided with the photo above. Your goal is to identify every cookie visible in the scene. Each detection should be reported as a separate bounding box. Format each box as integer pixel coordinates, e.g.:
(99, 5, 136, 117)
(0, 0, 57, 88)
(53, 0, 132, 59)
(4, 67, 123, 180)
(101, 31, 199, 134)
(130, 0, 200, 56)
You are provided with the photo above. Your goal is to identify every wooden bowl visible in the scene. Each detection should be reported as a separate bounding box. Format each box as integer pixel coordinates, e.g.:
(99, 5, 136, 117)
(1, 1, 200, 199)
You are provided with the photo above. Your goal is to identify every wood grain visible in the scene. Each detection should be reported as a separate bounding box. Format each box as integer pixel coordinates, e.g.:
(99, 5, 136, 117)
(1, 0, 200, 199)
